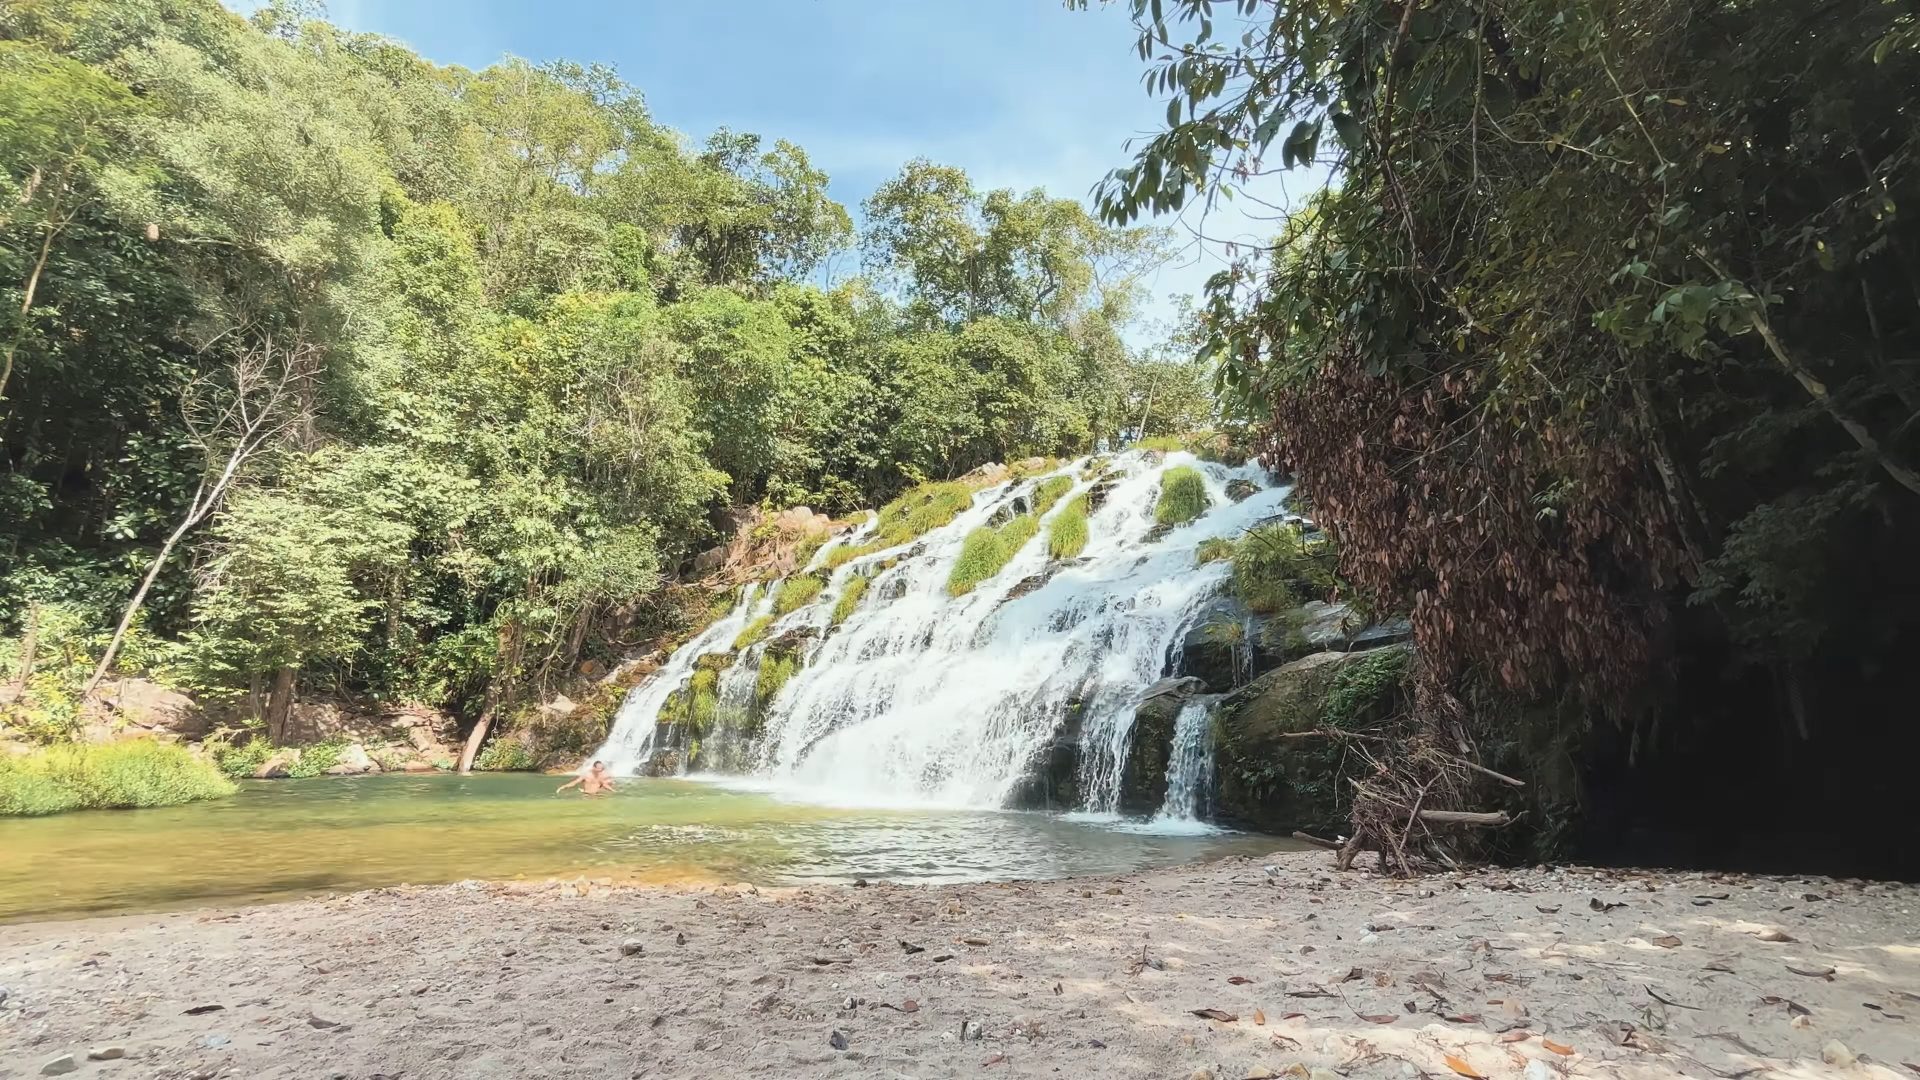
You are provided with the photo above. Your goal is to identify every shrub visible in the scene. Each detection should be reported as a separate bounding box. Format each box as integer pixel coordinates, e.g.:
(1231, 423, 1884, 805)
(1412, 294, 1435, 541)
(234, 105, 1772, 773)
(1230, 522, 1339, 613)
(0, 741, 236, 816)
(207, 735, 276, 779)
(772, 573, 826, 615)
(474, 736, 536, 771)
(1136, 435, 1185, 452)
(1155, 466, 1210, 526)
(1048, 495, 1090, 559)
(831, 575, 870, 626)
(1031, 475, 1074, 517)
(733, 614, 775, 650)
(874, 481, 974, 546)
(288, 739, 347, 779)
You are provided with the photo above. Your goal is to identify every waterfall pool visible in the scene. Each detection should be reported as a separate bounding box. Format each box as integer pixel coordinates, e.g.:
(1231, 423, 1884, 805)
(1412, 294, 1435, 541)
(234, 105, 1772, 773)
(3, 774, 1297, 922)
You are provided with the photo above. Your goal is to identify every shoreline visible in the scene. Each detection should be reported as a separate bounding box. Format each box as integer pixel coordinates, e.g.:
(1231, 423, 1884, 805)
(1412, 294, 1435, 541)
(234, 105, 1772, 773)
(3, 853, 1915, 1079)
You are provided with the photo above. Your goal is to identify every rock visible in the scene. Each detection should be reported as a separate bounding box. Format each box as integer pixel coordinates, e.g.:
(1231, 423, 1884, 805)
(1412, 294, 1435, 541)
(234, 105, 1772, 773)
(577, 658, 606, 678)
(690, 544, 728, 574)
(1339, 617, 1413, 652)
(620, 940, 645, 957)
(963, 462, 1012, 486)
(1293, 601, 1357, 654)
(829, 1029, 849, 1051)
(1119, 677, 1206, 812)
(40, 1055, 77, 1076)
(1015, 456, 1049, 473)
(1225, 477, 1260, 502)
(330, 743, 377, 775)
(87, 1047, 126, 1061)
(253, 749, 299, 779)
(1211, 646, 1413, 832)
(94, 677, 205, 738)
(401, 760, 435, 773)
(200, 1034, 229, 1050)
(536, 694, 578, 720)
(1821, 1041, 1856, 1067)
(1523, 1062, 1554, 1080)
(307, 1013, 342, 1030)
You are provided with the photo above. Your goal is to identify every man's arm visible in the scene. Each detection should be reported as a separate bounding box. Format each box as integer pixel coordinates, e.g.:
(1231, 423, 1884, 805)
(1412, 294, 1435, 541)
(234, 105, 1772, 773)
(556, 775, 584, 792)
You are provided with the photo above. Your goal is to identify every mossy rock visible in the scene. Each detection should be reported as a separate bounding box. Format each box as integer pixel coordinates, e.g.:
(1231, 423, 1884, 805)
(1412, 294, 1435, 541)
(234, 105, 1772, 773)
(1119, 676, 1205, 812)
(1211, 646, 1412, 834)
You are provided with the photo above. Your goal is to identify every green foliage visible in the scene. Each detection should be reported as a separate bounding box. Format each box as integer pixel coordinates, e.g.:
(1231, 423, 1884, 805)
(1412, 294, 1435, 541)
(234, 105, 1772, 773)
(1323, 648, 1412, 730)
(205, 735, 275, 780)
(1047, 495, 1090, 560)
(0, 741, 235, 816)
(1195, 538, 1234, 565)
(1230, 523, 1338, 614)
(820, 539, 884, 571)
(473, 736, 536, 772)
(771, 574, 826, 616)
(755, 652, 799, 706)
(1136, 436, 1184, 453)
(874, 481, 975, 547)
(1030, 475, 1074, 518)
(830, 574, 870, 627)
(1154, 466, 1209, 527)
(287, 739, 346, 780)
(947, 512, 1042, 596)
(732, 614, 776, 651)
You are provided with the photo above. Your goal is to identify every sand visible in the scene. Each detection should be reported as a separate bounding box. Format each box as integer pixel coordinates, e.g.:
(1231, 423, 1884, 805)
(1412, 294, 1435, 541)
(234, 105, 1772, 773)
(2, 851, 1915, 1079)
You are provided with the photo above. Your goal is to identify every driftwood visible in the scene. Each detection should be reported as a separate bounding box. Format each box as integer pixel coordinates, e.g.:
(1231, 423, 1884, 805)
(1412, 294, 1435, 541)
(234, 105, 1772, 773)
(1291, 830, 1342, 850)
(1416, 809, 1511, 826)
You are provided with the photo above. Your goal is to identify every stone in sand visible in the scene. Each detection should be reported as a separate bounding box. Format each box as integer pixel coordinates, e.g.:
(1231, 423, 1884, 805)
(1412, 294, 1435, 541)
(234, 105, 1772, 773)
(41, 1056, 77, 1076)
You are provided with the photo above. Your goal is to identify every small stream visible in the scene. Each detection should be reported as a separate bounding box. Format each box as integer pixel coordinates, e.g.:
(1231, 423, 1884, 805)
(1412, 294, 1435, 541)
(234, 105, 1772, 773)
(0, 774, 1296, 922)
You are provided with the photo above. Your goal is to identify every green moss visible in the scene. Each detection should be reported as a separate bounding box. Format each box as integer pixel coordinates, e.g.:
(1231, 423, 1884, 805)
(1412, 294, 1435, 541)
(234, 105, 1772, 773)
(820, 539, 884, 570)
(1155, 466, 1210, 526)
(1047, 494, 1089, 559)
(732, 613, 775, 650)
(755, 652, 799, 705)
(1031, 475, 1074, 517)
(831, 574, 870, 626)
(772, 573, 826, 615)
(1323, 646, 1411, 728)
(1196, 537, 1235, 564)
(947, 510, 1043, 596)
(0, 741, 237, 816)
(874, 481, 975, 546)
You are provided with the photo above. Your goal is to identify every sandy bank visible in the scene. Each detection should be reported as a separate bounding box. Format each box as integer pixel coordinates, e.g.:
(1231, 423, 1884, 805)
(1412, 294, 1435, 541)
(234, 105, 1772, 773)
(2, 852, 1915, 1079)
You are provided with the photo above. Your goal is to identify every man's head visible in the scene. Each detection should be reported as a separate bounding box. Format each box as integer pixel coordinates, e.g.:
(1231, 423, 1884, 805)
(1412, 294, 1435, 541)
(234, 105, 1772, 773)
(590, 760, 607, 773)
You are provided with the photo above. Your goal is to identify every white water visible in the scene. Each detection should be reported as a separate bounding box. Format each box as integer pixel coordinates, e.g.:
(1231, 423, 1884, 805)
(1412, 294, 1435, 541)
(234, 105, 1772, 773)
(595, 451, 1288, 818)
(597, 583, 761, 774)
(1154, 696, 1219, 824)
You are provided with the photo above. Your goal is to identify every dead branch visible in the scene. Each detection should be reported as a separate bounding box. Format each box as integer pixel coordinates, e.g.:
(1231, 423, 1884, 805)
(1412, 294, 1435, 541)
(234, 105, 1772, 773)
(1416, 809, 1512, 826)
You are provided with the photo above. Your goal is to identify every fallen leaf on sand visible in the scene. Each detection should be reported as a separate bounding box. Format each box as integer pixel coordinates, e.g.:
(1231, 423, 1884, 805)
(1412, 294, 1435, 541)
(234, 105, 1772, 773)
(900, 940, 925, 954)
(1052, 982, 1062, 996)
(1340, 967, 1366, 983)
(1243, 1069, 1280, 1080)
(1653, 935, 1683, 948)
(982, 1053, 1007, 1066)
(1900, 1062, 1920, 1077)
(183, 1004, 226, 1015)
(1535, 905, 1560, 914)
(1289, 988, 1335, 998)
(1229, 976, 1254, 985)
(1589, 898, 1625, 913)
(1696, 893, 1731, 901)
(1497, 1030, 1531, 1043)
(961, 938, 989, 946)
(1645, 985, 1699, 1010)
(1787, 964, 1837, 979)
(1543, 1040, 1575, 1056)
(932, 954, 955, 963)
(1280, 1012, 1306, 1021)
(1360, 1014, 1398, 1025)
(1704, 961, 1735, 973)
(1755, 930, 1795, 943)
(1192, 1008, 1239, 1022)
(1444, 1054, 1485, 1078)
(1442, 1013, 1482, 1024)
(1253, 1009, 1266, 1025)
(901, 999, 919, 1013)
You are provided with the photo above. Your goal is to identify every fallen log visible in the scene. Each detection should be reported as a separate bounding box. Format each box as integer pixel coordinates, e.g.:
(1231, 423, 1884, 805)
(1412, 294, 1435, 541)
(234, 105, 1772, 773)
(1291, 830, 1341, 850)
(1416, 809, 1511, 827)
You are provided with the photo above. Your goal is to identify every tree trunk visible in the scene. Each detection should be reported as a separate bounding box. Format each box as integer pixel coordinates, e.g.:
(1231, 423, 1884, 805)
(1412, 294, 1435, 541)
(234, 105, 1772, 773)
(7, 602, 40, 700)
(81, 493, 203, 700)
(265, 666, 297, 744)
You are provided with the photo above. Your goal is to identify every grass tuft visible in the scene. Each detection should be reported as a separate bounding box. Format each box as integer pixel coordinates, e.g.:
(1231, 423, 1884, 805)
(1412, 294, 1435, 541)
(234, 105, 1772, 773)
(1155, 466, 1210, 526)
(947, 511, 1043, 596)
(771, 574, 826, 616)
(732, 613, 775, 650)
(874, 481, 975, 547)
(1047, 495, 1090, 559)
(831, 575, 870, 626)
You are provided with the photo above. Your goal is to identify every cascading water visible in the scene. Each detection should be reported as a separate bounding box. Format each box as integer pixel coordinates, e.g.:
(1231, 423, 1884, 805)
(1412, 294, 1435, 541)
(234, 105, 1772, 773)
(1154, 696, 1219, 824)
(593, 450, 1290, 820)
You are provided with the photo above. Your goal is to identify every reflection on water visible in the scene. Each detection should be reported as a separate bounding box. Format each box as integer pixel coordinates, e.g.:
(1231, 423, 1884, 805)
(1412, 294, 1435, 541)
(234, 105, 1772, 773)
(4, 774, 1291, 921)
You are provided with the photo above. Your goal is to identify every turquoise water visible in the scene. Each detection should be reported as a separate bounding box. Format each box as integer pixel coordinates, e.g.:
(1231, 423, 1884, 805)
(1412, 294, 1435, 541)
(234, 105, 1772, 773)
(3, 774, 1289, 921)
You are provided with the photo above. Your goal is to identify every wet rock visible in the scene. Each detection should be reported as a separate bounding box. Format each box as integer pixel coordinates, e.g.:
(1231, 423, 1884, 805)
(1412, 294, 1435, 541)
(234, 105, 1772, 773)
(40, 1055, 77, 1076)
(1225, 477, 1260, 502)
(86, 1047, 126, 1061)
(1212, 646, 1413, 833)
(1338, 617, 1413, 652)
(1119, 677, 1206, 812)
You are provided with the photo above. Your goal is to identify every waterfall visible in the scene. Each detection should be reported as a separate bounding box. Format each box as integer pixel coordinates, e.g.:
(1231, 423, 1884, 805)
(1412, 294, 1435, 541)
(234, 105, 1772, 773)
(593, 450, 1289, 818)
(1154, 696, 1219, 824)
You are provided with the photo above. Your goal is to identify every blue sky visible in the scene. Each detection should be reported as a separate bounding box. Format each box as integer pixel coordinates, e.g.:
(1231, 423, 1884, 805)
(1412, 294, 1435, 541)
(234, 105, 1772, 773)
(303, 0, 1329, 334)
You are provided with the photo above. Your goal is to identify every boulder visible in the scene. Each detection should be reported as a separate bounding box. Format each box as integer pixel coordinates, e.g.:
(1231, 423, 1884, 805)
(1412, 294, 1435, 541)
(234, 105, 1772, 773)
(1119, 677, 1205, 812)
(95, 678, 205, 738)
(536, 694, 578, 720)
(1293, 601, 1358, 654)
(1224, 478, 1260, 503)
(401, 760, 436, 773)
(1015, 456, 1049, 473)
(1211, 646, 1412, 833)
(963, 462, 1012, 486)
(254, 749, 299, 779)
(326, 743, 378, 775)
(1340, 617, 1413, 651)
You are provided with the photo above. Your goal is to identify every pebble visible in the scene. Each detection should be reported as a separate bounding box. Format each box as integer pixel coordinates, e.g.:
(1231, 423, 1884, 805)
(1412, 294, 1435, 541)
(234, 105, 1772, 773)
(40, 1055, 78, 1077)
(1524, 1062, 1555, 1080)
(1189, 1070, 1214, 1080)
(308, 1013, 342, 1030)
(620, 939, 645, 957)
(829, 1029, 849, 1051)
(200, 1033, 230, 1049)
(1821, 1041, 1856, 1067)
(86, 1047, 127, 1061)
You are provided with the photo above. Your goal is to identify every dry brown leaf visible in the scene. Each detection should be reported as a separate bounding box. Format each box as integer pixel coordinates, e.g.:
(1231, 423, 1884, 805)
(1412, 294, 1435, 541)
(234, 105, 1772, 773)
(1340, 967, 1366, 983)
(1253, 1008, 1266, 1025)
(1442, 1013, 1481, 1024)
(1229, 975, 1254, 985)
(1543, 1039, 1575, 1056)
(961, 937, 989, 946)
(1653, 935, 1683, 948)
(981, 1053, 1007, 1067)
(1360, 1014, 1399, 1025)
(1444, 1053, 1486, 1078)
(1787, 964, 1837, 979)
(1242, 1069, 1279, 1080)
(900, 999, 919, 1013)
(1497, 1030, 1532, 1043)
(1535, 905, 1560, 914)
(1192, 1008, 1239, 1022)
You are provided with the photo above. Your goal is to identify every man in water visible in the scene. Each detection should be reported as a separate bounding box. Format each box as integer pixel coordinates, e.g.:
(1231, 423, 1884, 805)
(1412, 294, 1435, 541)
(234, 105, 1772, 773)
(556, 760, 616, 796)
